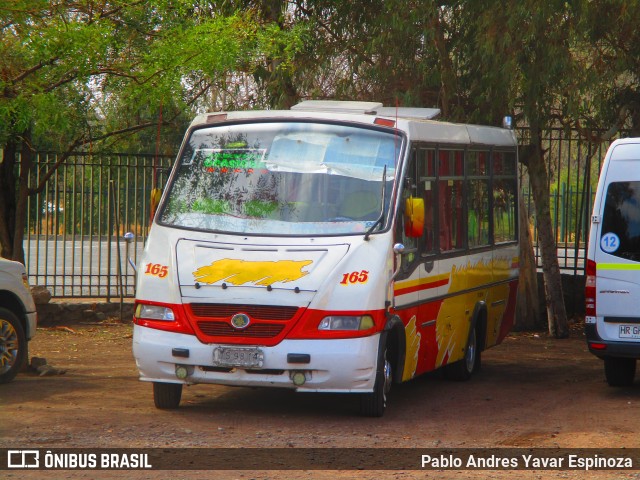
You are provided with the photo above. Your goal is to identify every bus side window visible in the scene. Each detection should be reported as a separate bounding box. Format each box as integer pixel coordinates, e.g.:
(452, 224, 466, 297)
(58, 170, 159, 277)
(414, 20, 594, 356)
(438, 150, 465, 251)
(419, 148, 436, 253)
(467, 151, 490, 248)
(493, 151, 518, 243)
(398, 149, 420, 273)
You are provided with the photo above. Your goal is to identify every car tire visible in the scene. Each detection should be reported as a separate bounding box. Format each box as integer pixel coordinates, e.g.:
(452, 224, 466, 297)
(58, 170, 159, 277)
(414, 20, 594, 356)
(0, 307, 27, 384)
(153, 382, 183, 409)
(604, 357, 636, 387)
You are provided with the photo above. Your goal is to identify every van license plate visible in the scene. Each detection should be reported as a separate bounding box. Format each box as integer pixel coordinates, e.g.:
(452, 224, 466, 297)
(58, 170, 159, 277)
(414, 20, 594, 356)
(619, 325, 640, 339)
(213, 347, 264, 368)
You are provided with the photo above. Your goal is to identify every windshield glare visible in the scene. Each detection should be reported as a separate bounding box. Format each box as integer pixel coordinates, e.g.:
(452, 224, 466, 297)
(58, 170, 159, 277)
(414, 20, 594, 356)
(160, 121, 400, 236)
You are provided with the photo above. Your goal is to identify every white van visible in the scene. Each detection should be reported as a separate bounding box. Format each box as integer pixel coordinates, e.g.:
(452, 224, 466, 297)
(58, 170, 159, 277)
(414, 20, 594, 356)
(586, 138, 640, 386)
(132, 100, 520, 416)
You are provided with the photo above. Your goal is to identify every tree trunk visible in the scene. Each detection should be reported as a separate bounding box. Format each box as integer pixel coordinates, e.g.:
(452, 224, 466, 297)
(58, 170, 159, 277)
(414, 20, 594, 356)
(0, 140, 18, 259)
(258, 0, 298, 109)
(515, 193, 541, 330)
(429, 8, 458, 119)
(523, 138, 569, 338)
(12, 131, 33, 264)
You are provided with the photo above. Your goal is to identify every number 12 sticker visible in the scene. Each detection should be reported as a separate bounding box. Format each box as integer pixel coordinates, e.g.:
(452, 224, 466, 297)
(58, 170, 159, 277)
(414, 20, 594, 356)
(600, 232, 620, 253)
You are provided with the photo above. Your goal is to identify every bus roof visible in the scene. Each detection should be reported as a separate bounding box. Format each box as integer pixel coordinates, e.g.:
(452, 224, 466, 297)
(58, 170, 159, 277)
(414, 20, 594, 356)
(190, 101, 517, 148)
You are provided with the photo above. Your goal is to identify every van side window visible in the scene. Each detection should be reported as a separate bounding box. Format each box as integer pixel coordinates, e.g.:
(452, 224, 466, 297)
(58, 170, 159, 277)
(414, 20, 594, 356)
(601, 181, 640, 262)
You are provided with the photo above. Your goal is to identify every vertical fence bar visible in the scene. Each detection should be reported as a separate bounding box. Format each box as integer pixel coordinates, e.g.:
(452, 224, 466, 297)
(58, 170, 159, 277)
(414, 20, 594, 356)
(106, 169, 112, 302)
(88, 157, 94, 296)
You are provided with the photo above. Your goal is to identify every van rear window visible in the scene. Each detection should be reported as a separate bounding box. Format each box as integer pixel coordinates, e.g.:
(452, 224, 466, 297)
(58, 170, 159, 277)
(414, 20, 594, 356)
(601, 181, 640, 261)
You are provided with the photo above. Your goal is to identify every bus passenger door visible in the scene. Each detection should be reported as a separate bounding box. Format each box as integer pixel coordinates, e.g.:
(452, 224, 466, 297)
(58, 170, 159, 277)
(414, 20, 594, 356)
(394, 147, 441, 378)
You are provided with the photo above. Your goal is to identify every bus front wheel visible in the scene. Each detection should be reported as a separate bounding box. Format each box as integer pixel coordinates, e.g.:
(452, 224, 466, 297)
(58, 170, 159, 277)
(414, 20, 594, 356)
(153, 382, 183, 409)
(360, 343, 392, 417)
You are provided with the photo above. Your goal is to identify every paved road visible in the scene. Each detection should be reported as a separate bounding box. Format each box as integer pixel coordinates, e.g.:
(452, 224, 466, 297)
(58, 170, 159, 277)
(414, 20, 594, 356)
(24, 237, 144, 297)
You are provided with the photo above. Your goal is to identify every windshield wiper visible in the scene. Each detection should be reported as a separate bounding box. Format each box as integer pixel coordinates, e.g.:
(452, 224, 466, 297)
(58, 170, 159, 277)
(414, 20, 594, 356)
(364, 164, 387, 241)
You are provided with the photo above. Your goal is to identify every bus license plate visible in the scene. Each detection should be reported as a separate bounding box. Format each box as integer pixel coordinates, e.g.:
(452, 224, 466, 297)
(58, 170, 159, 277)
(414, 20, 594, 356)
(619, 325, 640, 339)
(213, 347, 264, 368)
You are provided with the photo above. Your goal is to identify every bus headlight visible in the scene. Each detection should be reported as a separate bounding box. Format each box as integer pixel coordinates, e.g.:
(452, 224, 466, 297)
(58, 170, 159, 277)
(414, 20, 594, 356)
(318, 315, 374, 331)
(135, 304, 175, 321)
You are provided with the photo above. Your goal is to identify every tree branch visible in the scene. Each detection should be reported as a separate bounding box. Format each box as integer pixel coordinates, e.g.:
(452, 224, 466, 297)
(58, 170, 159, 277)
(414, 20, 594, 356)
(11, 57, 60, 85)
(574, 102, 635, 143)
(27, 120, 172, 195)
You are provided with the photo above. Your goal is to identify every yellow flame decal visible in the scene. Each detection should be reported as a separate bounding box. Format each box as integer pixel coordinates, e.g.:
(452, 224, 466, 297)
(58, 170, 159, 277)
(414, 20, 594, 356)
(435, 258, 512, 367)
(193, 259, 312, 286)
(402, 315, 421, 381)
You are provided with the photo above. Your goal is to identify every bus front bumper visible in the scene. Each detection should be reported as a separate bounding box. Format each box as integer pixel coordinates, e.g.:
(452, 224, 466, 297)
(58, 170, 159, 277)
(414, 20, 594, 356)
(132, 324, 379, 393)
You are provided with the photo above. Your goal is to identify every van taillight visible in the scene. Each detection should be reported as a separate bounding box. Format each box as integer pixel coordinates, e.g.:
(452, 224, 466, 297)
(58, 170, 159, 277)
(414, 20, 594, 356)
(585, 259, 596, 317)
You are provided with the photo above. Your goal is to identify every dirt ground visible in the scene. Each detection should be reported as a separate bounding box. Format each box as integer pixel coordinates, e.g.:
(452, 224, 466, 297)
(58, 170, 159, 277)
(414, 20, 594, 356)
(2, 320, 640, 480)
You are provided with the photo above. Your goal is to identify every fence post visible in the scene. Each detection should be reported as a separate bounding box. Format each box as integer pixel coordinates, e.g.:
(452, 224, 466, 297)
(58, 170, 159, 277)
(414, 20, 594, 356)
(110, 180, 125, 320)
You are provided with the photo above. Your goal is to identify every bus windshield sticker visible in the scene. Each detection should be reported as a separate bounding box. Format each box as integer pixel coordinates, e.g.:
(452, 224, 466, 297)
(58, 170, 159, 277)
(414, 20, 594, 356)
(188, 148, 267, 172)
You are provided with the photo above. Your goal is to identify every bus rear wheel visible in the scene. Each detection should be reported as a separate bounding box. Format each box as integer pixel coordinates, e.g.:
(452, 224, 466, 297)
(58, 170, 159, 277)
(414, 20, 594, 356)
(153, 382, 183, 409)
(445, 325, 478, 381)
(360, 343, 392, 417)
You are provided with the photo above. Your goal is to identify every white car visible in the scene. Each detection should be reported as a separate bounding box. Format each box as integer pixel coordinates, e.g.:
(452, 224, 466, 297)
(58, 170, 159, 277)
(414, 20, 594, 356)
(0, 258, 37, 383)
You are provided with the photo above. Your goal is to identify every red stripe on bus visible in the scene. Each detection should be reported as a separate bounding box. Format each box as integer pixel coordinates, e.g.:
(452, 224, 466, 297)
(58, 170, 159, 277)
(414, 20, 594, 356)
(395, 278, 449, 296)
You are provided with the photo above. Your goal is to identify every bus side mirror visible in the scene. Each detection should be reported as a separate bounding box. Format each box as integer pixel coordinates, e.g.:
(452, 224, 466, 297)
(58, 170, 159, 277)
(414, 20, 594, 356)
(404, 197, 424, 238)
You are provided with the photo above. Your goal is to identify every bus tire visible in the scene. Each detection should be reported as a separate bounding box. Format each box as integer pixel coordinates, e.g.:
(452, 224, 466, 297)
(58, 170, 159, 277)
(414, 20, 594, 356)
(0, 307, 27, 384)
(445, 324, 478, 381)
(153, 382, 183, 409)
(604, 357, 636, 387)
(360, 341, 392, 417)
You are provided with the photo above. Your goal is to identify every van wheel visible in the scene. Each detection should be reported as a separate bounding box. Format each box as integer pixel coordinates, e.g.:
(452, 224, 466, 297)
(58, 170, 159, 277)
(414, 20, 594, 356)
(445, 325, 478, 381)
(153, 382, 183, 409)
(360, 343, 392, 417)
(604, 357, 636, 387)
(0, 308, 26, 384)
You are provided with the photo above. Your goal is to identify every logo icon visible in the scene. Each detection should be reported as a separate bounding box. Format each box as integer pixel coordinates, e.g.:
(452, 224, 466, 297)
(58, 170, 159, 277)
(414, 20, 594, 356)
(230, 313, 251, 330)
(8, 450, 39, 468)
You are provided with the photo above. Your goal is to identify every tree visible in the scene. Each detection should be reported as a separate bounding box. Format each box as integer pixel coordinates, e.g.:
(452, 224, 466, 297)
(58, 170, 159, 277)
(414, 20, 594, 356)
(0, 0, 302, 262)
(444, 1, 582, 337)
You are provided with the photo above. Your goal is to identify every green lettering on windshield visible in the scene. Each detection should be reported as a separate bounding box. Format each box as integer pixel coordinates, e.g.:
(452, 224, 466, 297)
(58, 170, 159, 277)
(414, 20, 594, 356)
(202, 149, 266, 171)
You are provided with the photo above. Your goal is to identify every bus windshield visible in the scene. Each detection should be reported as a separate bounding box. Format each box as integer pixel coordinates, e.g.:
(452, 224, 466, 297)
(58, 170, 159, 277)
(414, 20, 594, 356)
(160, 121, 400, 236)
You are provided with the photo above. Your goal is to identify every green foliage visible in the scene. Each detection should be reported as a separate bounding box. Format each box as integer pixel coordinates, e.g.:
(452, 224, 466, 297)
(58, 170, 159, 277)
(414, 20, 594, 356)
(0, 1, 307, 154)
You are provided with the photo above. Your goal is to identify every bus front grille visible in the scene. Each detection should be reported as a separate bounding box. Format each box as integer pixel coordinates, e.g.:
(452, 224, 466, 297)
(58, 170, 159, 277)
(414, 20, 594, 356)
(196, 321, 285, 338)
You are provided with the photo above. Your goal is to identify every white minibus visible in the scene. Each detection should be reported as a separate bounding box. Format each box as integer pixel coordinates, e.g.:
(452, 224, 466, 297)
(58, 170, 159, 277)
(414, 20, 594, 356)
(132, 100, 520, 416)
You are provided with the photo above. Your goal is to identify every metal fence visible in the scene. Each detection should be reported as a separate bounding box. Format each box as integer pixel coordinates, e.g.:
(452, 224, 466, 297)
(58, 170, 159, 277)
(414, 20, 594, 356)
(519, 128, 625, 275)
(23, 152, 172, 298)
(15, 128, 626, 298)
